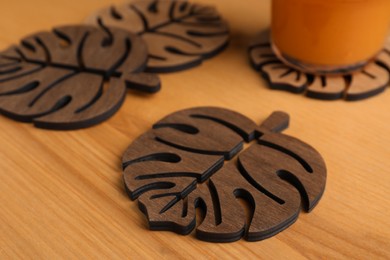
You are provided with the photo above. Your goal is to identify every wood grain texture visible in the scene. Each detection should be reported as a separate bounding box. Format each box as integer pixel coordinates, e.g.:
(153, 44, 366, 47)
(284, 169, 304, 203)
(0, 24, 160, 130)
(122, 107, 326, 242)
(249, 31, 390, 101)
(0, 0, 389, 258)
(85, 0, 230, 73)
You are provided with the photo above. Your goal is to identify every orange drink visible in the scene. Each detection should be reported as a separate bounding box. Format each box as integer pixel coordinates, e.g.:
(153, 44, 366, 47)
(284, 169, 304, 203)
(271, 0, 390, 74)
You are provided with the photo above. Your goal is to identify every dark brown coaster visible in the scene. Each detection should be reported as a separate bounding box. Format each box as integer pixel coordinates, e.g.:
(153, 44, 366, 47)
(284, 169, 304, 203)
(86, 0, 230, 73)
(122, 107, 327, 242)
(249, 31, 390, 101)
(0, 25, 160, 130)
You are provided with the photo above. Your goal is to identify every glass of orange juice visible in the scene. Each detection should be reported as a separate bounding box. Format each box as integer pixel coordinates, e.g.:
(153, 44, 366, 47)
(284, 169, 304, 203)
(271, 0, 390, 74)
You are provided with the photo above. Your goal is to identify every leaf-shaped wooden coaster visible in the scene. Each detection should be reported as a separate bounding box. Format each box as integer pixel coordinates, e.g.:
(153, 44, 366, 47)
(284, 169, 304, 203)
(249, 31, 390, 101)
(0, 24, 160, 130)
(86, 0, 229, 73)
(122, 107, 327, 242)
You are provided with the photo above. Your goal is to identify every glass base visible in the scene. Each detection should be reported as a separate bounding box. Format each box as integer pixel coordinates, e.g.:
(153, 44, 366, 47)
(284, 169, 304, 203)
(271, 43, 373, 75)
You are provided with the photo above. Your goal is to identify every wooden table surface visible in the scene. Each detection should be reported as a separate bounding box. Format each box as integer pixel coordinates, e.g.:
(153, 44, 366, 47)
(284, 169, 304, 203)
(1, 0, 389, 259)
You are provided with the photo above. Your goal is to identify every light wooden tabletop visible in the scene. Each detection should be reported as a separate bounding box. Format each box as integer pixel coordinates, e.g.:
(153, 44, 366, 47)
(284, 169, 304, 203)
(1, 0, 389, 259)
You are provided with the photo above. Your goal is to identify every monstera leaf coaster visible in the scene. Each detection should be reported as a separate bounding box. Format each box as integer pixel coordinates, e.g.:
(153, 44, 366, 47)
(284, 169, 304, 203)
(122, 107, 327, 242)
(86, 0, 229, 73)
(0, 24, 160, 130)
(249, 31, 390, 101)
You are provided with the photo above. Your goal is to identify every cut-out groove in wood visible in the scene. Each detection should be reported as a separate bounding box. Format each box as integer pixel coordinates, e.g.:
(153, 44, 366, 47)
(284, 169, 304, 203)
(0, 24, 160, 130)
(86, 0, 230, 73)
(249, 31, 390, 101)
(122, 107, 327, 242)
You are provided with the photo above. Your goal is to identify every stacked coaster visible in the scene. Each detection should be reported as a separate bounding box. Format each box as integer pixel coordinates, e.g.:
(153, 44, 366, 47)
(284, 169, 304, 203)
(122, 107, 327, 242)
(249, 31, 390, 101)
(0, 0, 229, 130)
